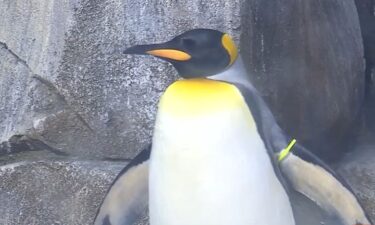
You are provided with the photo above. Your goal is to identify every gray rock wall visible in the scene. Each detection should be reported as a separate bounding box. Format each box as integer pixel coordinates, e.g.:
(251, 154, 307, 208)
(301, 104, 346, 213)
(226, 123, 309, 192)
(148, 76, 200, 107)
(241, 0, 365, 160)
(0, 152, 124, 225)
(0, 0, 81, 155)
(338, 129, 375, 221)
(0, 0, 243, 159)
(0, 0, 374, 224)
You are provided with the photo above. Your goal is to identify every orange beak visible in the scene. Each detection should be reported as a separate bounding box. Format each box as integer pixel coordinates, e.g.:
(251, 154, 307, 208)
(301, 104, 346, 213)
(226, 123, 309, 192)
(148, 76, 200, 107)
(123, 42, 191, 61)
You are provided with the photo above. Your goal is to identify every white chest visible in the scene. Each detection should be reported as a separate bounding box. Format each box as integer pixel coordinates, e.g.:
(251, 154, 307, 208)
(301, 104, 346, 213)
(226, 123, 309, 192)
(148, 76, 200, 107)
(149, 104, 295, 225)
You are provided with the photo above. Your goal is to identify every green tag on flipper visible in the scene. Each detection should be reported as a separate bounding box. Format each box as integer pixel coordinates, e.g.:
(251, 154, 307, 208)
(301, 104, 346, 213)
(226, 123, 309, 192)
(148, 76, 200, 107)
(278, 139, 296, 162)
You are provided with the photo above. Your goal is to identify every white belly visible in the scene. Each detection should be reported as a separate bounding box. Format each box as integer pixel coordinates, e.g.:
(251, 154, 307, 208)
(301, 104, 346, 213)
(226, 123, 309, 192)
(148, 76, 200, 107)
(149, 106, 295, 225)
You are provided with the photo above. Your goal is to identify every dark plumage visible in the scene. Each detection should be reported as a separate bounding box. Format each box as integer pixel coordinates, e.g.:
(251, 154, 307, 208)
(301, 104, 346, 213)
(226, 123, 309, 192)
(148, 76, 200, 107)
(355, 0, 375, 98)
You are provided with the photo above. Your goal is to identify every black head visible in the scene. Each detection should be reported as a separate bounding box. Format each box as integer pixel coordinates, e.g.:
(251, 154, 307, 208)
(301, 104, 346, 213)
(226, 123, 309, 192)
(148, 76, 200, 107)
(123, 29, 238, 78)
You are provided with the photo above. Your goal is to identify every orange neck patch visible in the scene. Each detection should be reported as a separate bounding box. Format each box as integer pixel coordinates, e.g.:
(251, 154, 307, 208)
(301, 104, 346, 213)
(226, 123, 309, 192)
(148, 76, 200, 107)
(221, 34, 238, 66)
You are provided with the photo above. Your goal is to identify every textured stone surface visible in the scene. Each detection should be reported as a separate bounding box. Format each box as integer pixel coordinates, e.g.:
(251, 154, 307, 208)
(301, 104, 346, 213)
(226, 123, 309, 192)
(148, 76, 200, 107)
(0, 0, 242, 159)
(0, 0, 82, 156)
(335, 86, 375, 222)
(337, 139, 375, 222)
(0, 152, 125, 225)
(0, 43, 34, 145)
(241, 0, 364, 161)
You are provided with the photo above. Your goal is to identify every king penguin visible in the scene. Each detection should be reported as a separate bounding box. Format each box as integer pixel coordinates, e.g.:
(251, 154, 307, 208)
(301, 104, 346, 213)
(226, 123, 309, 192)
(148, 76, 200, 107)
(94, 29, 372, 225)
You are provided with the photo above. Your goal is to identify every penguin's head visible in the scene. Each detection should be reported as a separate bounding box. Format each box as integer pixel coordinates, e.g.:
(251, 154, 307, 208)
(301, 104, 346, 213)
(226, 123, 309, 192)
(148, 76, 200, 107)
(123, 29, 238, 78)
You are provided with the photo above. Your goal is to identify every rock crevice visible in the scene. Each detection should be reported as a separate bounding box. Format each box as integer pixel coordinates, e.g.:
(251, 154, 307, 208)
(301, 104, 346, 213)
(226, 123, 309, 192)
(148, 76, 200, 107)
(0, 41, 33, 73)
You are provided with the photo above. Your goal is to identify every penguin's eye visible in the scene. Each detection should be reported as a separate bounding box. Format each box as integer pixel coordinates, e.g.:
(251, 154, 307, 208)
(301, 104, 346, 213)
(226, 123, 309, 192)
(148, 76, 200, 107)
(181, 38, 196, 49)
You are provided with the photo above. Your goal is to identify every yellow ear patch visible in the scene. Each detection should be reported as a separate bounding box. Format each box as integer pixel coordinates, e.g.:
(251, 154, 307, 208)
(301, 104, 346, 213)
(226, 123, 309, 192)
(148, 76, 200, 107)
(221, 34, 238, 66)
(159, 79, 244, 116)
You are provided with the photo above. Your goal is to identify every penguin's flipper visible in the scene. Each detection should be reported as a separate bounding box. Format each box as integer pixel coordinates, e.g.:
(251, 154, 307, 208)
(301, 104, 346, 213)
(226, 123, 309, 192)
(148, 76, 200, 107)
(290, 189, 344, 225)
(94, 145, 151, 225)
(281, 144, 372, 225)
(232, 82, 371, 225)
